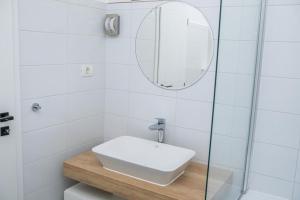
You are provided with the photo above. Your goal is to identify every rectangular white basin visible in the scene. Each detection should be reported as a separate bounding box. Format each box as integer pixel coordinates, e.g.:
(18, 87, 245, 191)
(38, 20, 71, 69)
(92, 136, 195, 186)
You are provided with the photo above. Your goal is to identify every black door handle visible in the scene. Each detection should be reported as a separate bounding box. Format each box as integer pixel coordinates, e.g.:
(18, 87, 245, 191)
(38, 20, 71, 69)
(0, 112, 14, 123)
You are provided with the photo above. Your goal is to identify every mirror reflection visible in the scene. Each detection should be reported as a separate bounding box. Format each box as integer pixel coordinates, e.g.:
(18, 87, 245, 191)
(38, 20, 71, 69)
(136, 2, 214, 90)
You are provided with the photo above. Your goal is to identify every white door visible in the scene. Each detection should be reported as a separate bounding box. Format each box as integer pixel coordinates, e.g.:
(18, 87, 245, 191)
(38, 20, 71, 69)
(0, 0, 19, 199)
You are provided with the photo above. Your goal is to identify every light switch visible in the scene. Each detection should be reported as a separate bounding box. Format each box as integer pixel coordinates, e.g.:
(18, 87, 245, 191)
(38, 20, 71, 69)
(81, 65, 94, 77)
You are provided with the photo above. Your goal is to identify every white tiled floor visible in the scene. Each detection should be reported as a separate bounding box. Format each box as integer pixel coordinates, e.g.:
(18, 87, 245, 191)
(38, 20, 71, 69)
(241, 190, 288, 200)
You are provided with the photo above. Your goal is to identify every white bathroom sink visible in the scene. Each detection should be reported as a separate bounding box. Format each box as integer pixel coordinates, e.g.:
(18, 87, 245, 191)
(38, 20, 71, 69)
(92, 136, 195, 186)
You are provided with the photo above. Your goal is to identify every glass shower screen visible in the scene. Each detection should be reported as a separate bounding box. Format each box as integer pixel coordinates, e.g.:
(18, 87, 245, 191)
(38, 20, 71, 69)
(206, 0, 264, 199)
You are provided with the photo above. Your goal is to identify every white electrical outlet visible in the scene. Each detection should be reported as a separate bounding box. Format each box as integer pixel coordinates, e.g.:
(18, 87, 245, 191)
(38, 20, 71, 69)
(81, 65, 94, 77)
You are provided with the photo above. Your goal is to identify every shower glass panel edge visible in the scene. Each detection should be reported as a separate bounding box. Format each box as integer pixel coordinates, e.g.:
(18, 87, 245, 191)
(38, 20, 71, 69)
(205, 0, 223, 198)
(242, 0, 267, 194)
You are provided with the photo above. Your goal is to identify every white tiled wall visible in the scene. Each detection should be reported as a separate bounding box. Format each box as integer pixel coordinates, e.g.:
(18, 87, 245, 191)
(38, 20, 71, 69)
(103, 0, 221, 163)
(249, 1, 300, 199)
(18, 0, 106, 199)
(18, 0, 300, 200)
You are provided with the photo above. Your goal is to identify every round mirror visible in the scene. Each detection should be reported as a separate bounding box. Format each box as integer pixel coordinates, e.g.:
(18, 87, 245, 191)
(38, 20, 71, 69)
(136, 2, 214, 90)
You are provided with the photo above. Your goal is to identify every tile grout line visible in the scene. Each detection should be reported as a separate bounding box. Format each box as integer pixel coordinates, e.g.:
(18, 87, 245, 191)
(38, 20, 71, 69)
(19, 29, 105, 38)
(21, 88, 105, 101)
(124, 37, 131, 139)
(22, 113, 105, 134)
(251, 170, 295, 184)
(55, 0, 106, 9)
(253, 139, 300, 151)
(257, 108, 300, 117)
(261, 75, 300, 80)
(291, 148, 300, 199)
(105, 111, 213, 135)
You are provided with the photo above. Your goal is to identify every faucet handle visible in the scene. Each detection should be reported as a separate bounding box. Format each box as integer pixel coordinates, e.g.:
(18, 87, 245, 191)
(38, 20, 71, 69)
(155, 118, 165, 124)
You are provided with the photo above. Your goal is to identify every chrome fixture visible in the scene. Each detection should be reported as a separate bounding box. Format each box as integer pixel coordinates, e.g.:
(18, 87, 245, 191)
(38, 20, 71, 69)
(32, 103, 42, 112)
(104, 14, 120, 37)
(148, 118, 166, 143)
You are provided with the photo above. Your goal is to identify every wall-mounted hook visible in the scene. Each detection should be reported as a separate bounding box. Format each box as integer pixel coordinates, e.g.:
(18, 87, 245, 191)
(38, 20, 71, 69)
(32, 103, 42, 112)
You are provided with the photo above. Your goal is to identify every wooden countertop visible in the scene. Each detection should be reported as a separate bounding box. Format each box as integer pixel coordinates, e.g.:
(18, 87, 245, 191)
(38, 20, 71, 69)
(64, 151, 207, 200)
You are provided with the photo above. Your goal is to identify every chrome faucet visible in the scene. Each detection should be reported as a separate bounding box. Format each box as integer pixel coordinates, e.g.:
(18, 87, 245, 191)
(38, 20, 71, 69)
(149, 118, 166, 143)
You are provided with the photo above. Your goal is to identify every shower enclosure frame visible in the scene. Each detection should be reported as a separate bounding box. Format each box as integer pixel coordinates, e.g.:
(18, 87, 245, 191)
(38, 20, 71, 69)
(241, 0, 267, 194)
(205, 0, 267, 199)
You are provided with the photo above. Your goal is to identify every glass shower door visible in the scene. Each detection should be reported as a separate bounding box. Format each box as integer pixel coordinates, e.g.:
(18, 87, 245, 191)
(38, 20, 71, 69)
(206, 0, 264, 199)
